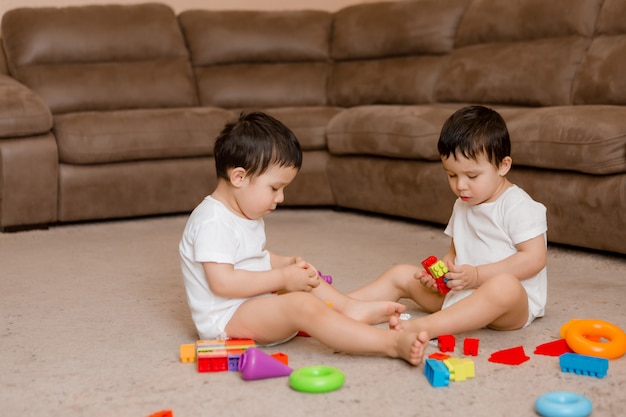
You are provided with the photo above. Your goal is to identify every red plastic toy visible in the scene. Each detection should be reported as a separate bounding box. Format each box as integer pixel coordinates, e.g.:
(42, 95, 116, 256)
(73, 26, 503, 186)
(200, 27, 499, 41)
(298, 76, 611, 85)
(488, 346, 530, 365)
(463, 338, 480, 356)
(534, 339, 573, 356)
(438, 334, 456, 352)
(421, 256, 451, 294)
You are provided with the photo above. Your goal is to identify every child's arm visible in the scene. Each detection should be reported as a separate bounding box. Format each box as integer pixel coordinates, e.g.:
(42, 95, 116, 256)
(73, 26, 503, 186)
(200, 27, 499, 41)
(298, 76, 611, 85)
(444, 235, 546, 291)
(202, 259, 320, 299)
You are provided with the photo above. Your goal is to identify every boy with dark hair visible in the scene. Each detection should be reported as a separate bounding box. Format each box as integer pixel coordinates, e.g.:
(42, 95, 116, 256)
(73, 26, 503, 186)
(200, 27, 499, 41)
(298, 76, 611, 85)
(351, 105, 548, 337)
(180, 112, 428, 365)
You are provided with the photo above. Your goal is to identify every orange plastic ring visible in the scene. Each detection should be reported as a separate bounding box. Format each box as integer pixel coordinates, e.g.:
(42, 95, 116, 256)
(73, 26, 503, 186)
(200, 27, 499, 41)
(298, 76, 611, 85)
(561, 319, 626, 360)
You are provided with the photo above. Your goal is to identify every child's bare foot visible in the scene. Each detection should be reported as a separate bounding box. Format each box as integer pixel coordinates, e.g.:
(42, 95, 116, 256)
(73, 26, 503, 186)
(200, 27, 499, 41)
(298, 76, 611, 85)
(389, 314, 405, 331)
(396, 330, 429, 366)
(342, 299, 406, 325)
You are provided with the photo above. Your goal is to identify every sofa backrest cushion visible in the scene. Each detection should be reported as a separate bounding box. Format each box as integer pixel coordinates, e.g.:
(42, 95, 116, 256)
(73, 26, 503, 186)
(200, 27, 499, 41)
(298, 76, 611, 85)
(436, 0, 602, 106)
(329, 0, 469, 107)
(179, 10, 332, 108)
(572, 0, 626, 105)
(1, 3, 197, 114)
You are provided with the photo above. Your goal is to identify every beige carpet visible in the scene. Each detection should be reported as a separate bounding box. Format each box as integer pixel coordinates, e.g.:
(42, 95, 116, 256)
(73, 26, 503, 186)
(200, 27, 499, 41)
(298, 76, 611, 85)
(1, 209, 625, 417)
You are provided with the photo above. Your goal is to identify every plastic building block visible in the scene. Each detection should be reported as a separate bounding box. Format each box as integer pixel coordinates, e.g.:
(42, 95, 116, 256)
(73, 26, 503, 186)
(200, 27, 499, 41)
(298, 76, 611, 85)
(534, 339, 574, 356)
(424, 359, 450, 387)
(193, 338, 257, 372)
(421, 256, 450, 294)
(179, 344, 195, 363)
(428, 352, 451, 361)
(147, 411, 173, 417)
(488, 346, 530, 365)
(227, 351, 243, 371)
(443, 358, 475, 381)
(463, 338, 480, 356)
(559, 353, 608, 378)
(438, 334, 456, 352)
(225, 338, 256, 350)
(238, 347, 293, 380)
(271, 352, 289, 365)
(197, 353, 228, 373)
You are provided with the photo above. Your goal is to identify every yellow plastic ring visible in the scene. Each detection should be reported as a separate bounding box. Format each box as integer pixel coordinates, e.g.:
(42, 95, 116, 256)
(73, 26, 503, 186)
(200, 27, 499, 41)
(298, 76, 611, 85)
(289, 365, 345, 393)
(562, 319, 626, 360)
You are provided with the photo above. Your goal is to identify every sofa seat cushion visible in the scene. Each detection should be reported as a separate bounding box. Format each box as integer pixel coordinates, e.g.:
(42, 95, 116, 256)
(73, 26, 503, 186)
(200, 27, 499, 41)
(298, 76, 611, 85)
(326, 105, 460, 161)
(501, 106, 626, 175)
(328, 104, 626, 176)
(0, 75, 52, 138)
(54, 107, 234, 164)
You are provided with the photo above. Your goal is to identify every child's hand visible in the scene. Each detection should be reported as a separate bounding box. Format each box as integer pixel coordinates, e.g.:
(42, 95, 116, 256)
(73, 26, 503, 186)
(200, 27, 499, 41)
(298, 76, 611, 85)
(415, 270, 439, 292)
(444, 261, 479, 291)
(290, 256, 320, 277)
(283, 260, 320, 292)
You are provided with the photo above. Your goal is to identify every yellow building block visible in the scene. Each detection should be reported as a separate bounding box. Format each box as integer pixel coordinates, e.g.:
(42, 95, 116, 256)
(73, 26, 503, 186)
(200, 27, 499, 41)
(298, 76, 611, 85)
(180, 344, 196, 363)
(443, 358, 475, 381)
(428, 260, 449, 279)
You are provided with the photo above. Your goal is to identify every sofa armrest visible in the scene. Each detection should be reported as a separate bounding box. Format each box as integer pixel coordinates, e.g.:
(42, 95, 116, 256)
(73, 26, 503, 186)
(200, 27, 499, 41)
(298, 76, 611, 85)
(0, 73, 52, 138)
(0, 73, 57, 231)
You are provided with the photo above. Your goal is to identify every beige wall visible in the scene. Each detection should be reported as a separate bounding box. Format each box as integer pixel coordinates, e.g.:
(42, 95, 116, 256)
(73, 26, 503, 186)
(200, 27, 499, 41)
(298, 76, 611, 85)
(1, 0, 390, 23)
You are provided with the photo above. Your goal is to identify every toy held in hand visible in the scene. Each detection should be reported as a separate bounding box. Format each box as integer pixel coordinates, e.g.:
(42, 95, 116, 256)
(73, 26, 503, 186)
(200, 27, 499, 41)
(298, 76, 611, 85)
(421, 256, 450, 294)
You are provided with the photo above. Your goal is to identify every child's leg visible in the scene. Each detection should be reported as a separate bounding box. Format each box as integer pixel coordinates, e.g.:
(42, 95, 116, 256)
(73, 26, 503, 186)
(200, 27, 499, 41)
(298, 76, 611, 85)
(390, 273, 529, 338)
(349, 264, 445, 313)
(310, 280, 407, 325)
(225, 291, 429, 365)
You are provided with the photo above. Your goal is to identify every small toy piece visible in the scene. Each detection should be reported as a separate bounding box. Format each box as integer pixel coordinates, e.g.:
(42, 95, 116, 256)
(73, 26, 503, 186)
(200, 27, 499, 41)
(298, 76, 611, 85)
(424, 359, 450, 387)
(238, 347, 293, 380)
(443, 357, 475, 381)
(488, 346, 530, 365)
(560, 319, 626, 359)
(438, 334, 455, 352)
(428, 352, 451, 361)
(463, 338, 479, 356)
(271, 352, 289, 366)
(421, 256, 450, 294)
(318, 270, 333, 285)
(534, 339, 573, 356)
(147, 411, 173, 417)
(289, 365, 345, 393)
(559, 352, 608, 378)
(535, 391, 592, 417)
(179, 344, 195, 363)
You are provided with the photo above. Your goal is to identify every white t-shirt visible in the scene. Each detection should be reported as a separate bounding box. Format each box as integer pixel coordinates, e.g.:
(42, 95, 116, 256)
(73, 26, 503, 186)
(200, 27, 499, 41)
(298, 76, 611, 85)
(179, 196, 272, 339)
(443, 185, 548, 323)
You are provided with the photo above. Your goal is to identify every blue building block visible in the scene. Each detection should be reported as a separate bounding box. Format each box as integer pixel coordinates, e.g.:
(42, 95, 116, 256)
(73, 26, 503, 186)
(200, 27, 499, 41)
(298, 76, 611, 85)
(424, 359, 450, 387)
(560, 352, 608, 378)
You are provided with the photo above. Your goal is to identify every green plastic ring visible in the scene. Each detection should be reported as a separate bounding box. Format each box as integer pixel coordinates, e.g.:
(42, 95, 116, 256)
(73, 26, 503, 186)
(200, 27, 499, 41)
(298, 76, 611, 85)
(289, 365, 345, 393)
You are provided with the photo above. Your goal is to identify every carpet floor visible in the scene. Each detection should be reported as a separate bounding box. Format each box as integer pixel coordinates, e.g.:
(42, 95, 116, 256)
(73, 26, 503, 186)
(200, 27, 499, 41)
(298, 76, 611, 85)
(1, 209, 625, 417)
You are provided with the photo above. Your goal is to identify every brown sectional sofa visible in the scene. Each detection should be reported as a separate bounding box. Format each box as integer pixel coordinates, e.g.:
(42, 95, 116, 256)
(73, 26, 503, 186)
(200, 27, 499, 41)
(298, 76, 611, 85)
(1, 0, 625, 255)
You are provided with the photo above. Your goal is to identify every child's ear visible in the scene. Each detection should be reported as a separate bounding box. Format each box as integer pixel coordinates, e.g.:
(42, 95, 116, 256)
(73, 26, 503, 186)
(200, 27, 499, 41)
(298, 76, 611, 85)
(498, 156, 513, 176)
(229, 167, 248, 187)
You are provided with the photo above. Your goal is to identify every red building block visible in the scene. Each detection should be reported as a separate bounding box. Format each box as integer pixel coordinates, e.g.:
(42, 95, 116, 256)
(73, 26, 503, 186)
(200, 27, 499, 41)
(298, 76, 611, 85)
(197, 354, 228, 372)
(463, 338, 480, 356)
(438, 334, 456, 352)
(421, 256, 451, 295)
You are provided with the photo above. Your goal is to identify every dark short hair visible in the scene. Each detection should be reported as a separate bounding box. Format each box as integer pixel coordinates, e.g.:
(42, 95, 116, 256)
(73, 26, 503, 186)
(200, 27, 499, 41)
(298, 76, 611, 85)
(214, 112, 302, 180)
(438, 105, 511, 167)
